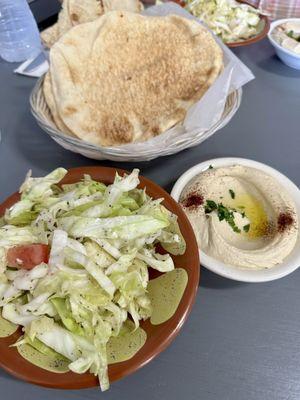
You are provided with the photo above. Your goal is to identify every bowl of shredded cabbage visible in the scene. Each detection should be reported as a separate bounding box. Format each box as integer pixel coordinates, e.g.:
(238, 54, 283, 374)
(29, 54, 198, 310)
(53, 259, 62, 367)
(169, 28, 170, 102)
(177, 0, 270, 47)
(0, 167, 199, 391)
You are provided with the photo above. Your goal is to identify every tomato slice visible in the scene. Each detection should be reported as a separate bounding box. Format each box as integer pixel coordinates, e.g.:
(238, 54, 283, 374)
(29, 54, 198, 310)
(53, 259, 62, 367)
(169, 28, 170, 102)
(7, 244, 49, 270)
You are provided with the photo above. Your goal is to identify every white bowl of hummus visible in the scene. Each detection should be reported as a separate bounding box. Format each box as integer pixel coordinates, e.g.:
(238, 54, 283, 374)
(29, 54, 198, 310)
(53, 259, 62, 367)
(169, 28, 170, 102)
(171, 158, 300, 282)
(268, 19, 300, 70)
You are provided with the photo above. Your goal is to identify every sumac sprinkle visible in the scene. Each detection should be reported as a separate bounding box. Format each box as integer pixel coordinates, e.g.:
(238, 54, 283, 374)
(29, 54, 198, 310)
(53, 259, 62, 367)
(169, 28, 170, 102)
(277, 212, 295, 233)
(182, 193, 204, 209)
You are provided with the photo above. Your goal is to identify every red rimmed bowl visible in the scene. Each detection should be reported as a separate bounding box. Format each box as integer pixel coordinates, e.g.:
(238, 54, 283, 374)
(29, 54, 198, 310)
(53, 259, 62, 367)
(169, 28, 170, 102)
(0, 166, 200, 389)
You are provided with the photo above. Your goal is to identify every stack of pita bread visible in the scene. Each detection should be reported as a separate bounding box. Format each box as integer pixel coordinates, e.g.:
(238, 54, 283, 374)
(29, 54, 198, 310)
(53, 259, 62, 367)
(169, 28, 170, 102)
(43, 11, 223, 147)
(41, 0, 143, 48)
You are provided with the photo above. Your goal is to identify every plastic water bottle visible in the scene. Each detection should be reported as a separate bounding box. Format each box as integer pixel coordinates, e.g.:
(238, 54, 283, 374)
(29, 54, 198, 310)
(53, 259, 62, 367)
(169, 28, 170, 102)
(0, 0, 42, 62)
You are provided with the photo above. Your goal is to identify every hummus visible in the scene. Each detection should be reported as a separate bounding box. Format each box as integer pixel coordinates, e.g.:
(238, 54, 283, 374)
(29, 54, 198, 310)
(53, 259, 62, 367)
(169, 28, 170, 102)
(179, 165, 298, 270)
(272, 21, 300, 54)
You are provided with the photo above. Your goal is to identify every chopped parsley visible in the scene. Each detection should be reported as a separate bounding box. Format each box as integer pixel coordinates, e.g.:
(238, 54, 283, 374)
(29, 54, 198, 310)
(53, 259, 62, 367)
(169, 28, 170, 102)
(243, 224, 250, 233)
(229, 189, 235, 199)
(287, 30, 300, 42)
(204, 200, 217, 213)
(204, 200, 241, 233)
(208, 165, 214, 169)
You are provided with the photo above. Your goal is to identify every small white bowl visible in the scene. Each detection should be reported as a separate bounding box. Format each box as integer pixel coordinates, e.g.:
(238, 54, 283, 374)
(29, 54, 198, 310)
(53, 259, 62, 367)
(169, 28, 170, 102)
(268, 18, 300, 70)
(171, 158, 300, 283)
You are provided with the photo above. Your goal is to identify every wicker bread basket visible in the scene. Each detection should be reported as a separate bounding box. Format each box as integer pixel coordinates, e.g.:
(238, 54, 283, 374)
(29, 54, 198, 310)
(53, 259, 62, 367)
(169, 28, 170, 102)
(30, 77, 242, 162)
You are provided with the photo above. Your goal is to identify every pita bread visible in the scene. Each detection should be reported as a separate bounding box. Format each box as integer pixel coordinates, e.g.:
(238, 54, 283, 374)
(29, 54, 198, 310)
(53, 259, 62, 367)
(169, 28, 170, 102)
(103, 0, 143, 13)
(41, 0, 142, 48)
(43, 72, 75, 135)
(40, 24, 59, 48)
(44, 11, 223, 147)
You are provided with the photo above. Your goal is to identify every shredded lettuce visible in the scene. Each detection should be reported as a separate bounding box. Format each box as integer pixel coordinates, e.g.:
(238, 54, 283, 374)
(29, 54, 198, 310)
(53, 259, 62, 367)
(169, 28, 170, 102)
(20, 168, 67, 201)
(58, 214, 169, 241)
(2, 303, 38, 326)
(0, 168, 186, 391)
(185, 0, 262, 43)
(51, 297, 84, 335)
(14, 334, 68, 359)
(0, 226, 40, 247)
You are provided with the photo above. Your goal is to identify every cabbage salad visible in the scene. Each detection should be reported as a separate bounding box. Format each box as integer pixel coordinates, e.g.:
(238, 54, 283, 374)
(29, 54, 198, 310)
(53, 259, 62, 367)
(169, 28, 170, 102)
(0, 168, 185, 391)
(185, 0, 261, 43)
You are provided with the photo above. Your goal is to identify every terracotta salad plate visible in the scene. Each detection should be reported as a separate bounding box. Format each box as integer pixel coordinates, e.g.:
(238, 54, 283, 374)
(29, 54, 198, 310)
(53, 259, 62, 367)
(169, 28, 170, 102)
(0, 167, 200, 389)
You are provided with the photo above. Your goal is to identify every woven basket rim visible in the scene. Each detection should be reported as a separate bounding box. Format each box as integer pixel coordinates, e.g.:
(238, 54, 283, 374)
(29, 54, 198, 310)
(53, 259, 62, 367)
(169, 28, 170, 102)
(30, 76, 242, 158)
